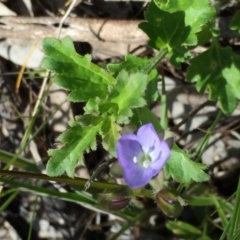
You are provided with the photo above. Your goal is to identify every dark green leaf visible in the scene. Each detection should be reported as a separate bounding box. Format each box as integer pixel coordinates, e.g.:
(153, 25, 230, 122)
(186, 41, 240, 114)
(230, 10, 240, 33)
(139, 0, 215, 66)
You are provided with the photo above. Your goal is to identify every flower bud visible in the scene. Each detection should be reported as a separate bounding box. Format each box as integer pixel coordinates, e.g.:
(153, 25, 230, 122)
(97, 186, 132, 212)
(155, 189, 182, 218)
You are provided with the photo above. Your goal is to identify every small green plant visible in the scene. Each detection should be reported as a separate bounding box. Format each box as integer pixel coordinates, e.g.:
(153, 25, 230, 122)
(41, 0, 240, 212)
(1, 1, 240, 239)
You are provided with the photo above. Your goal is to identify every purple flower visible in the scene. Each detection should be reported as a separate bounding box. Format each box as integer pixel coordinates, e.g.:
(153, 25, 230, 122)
(116, 123, 171, 188)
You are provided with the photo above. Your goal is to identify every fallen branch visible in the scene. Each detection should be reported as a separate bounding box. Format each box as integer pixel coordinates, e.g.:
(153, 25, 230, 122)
(0, 17, 148, 43)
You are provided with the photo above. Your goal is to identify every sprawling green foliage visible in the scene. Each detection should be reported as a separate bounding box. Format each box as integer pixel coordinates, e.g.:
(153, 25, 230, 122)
(41, 0, 240, 203)
(139, 0, 215, 66)
(42, 37, 156, 176)
(186, 41, 240, 114)
(2, 1, 240, 239)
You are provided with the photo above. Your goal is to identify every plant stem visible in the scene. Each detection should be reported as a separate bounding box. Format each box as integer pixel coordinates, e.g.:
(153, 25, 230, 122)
(194, 109, 222, 162)
(84, 158, 116, 191)
(0, 170, 153, 199)
(228, 176, 240, 239)
(143, 48, 168, 74)
(160, 75, 168, 129)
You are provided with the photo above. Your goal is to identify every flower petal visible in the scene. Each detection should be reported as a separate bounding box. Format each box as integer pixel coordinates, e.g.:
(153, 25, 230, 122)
(123, 164, 155, 188)
(150, 140, 171, 175)
(116, 134, 142, 168)
(137, 123, 161, 152)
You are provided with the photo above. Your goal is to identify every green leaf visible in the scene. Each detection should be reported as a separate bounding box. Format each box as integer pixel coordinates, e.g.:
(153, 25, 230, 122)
(108, 54, 159, 104)
(108, 54, 150, 75)
(100, 116, 121, 156)
(186, 41, 240, 114)
(197, 21, 214, 45)
(166, 220, 205, 238)
(154, 0, 215, 46)
(46, 121, 102, 177)
(42, 36, 115, 102)
(83, 98, 100, 114)
(168, 46, 191, 68)
(164, 144, 210, 183)
(145, 69, 159, 104)
(139, 1, 189, 49)
(139, 0, 215, 66)
(230, 10, 240, 33)
(108, 70, 148, 122)
(76, 115, 104, 126)
(76, 115, 121, 156)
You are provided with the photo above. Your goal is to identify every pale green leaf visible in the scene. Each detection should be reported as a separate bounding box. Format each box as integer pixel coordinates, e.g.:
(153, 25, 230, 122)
(166, 220, 205, 238)
(46, 121, 102, 177)
(108, 70, 148, 118)
(100, 116, 121, 156)
(107, 54, 159, 104)
(42, 36, 115, 102)
(164, 144, 210, 183)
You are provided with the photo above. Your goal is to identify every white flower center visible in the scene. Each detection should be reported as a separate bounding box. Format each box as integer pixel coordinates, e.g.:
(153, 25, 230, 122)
(143, 160, 151, 168)
(132, 145, 155, 168)
(142, 147, 149, 153)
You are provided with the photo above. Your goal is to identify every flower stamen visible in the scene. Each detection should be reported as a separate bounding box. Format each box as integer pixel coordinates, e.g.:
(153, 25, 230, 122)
(133, 156, 138, 163)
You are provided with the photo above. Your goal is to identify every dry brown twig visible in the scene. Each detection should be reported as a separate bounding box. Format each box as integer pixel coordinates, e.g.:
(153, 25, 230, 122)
(0, 16, 148, 43)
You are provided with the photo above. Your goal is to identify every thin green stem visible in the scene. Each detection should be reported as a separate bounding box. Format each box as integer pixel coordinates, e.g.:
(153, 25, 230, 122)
(0, 188, 16, 198)
(194, 109, 223, 162)
(214, 197, 228, 228)
(3, 76, 50, 170)
(219, 220, 231, 240)
(228, 177, 240, 239)
(177, 110, 222, 192)
(0, 177, 97, 205)
(27, 196, 39, 240)
(143, 48, 168, 74)
(0, 149, 40, 172)
(160, 75, 168, 129)
(84, 158, 116, 191)
(0, 190, 19, 213)
(0, 170, 153, 199)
